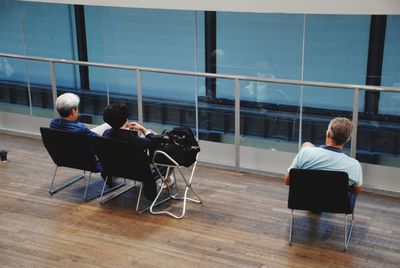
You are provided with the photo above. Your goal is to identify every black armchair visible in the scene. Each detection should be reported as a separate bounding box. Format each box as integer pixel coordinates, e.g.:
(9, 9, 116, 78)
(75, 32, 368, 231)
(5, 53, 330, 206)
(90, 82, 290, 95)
(288, 168, 357, 251)
(40, 127, 102, 201)
(93, 136, 169, 212)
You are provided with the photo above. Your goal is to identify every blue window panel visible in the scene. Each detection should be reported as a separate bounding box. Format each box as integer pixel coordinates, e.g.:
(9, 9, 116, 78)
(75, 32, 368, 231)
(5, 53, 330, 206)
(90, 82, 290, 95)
(217, 13, 304, 105)
(303, 15, 369, 111)
(0, 0, 26, 82)
(380, 15, 400, 116)
(85, 7, 204, 100)
(20, 2, 78, 88)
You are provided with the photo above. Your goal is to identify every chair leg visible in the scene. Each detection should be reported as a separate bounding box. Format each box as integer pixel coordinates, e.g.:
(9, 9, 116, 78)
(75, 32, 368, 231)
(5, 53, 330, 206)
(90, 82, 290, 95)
(138, 183, 171, 214)
(99, 177, 134, 205)
(289, 209, 294, 245)
(344, 213, 355, 251)
(83, 172, 92, 201)
(49, 166, 85, 195)
(150, 162, 202, 219)
(136, 183, 143, 212)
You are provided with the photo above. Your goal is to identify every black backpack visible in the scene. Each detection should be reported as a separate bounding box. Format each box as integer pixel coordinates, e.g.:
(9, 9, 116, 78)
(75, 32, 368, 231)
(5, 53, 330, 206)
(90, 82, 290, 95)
(150, 127, 200, 167)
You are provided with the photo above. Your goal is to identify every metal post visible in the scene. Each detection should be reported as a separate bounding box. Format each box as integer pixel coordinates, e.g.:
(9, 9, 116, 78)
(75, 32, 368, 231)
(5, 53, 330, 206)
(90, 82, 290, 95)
(136, 70, 143, 124)
(299, 14, 306, 151)
(49, 61, 58, 117)
(350, 88, 360, 158)
(235, 79, 240, 172)
(194, 10, 199, 141)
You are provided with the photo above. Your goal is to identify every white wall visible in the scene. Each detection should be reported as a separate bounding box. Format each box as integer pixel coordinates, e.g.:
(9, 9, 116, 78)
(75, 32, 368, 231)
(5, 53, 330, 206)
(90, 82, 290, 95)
(21, 0, 400, 15)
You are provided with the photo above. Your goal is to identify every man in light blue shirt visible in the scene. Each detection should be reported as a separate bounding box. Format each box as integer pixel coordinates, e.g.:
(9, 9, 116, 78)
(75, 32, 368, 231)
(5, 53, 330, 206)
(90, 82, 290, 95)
(285, 117, 363, 194)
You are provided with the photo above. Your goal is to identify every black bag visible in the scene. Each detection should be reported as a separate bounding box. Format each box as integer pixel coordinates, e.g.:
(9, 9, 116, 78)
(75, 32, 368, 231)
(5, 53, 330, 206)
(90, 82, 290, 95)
(151, 127, 200, 167)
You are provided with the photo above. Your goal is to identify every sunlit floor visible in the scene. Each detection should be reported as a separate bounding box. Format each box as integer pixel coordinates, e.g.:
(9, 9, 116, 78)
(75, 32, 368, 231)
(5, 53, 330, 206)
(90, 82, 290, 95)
(0, 132, 400, 268)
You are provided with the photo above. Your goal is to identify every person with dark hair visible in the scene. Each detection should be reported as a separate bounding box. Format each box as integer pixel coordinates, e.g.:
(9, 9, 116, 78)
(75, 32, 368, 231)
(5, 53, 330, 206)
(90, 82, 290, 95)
(102, 103, 175, 200)
(285, 117, 363, 194)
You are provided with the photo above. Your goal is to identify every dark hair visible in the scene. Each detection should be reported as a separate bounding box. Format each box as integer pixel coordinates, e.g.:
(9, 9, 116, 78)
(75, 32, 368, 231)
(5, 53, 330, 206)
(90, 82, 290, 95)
(103, 104, 130, 129)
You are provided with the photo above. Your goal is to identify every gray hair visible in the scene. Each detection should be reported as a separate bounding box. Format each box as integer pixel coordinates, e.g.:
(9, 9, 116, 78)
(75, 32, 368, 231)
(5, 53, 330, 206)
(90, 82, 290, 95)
(55, 93, 80, 117)
(327, 117, 353, 145)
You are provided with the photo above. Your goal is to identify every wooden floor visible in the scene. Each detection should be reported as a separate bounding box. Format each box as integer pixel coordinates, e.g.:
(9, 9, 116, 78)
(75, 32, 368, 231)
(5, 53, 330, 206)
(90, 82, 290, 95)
(1, 133, 400, 268)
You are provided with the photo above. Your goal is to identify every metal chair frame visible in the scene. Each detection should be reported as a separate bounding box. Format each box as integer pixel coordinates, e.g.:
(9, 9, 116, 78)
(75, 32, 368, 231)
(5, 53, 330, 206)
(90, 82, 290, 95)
(150, 150, 202, 219)
(42, 127, 124, 201)
(288, 209, 355, 251)
(49, 167, 126, 202)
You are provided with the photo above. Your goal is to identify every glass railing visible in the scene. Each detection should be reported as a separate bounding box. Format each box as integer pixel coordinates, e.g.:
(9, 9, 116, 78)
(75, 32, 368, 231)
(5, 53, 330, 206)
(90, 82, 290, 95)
(1, 52, 400, 172)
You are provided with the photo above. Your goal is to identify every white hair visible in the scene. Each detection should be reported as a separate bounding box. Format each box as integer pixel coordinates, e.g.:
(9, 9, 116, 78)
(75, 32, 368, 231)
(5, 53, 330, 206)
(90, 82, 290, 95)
(55, 93, 80, 117)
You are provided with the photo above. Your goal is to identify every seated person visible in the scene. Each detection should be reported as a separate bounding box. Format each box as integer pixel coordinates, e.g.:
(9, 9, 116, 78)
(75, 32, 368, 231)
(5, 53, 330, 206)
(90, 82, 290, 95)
(102, 103, 175, 201)
(50, 92, 110, 136)
(285, 117, 363, 196)
(50, 92, 111, 184)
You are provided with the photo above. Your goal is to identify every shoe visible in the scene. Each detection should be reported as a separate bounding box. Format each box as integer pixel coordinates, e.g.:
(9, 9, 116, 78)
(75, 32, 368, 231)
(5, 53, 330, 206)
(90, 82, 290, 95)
(158, 174, 175, 190)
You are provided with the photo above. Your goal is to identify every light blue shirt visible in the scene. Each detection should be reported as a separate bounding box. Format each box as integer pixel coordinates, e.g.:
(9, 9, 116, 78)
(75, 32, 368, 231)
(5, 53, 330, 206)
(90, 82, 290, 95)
(288, 146, 363, 186)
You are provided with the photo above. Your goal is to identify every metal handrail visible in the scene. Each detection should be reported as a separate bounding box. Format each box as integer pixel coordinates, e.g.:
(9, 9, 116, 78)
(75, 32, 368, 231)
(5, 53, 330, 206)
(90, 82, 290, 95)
(1, 52, 400, 92)
(1, 52, 400, 172)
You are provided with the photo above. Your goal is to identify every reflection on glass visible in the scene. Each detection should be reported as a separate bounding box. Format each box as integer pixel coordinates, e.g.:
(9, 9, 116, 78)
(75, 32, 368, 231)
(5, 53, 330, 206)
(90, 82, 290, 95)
(0, 58, 31, 115)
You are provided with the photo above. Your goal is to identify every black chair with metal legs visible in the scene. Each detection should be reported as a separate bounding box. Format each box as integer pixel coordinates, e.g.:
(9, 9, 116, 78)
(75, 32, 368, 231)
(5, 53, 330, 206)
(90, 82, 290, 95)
(150, 150, 202, 219)
(288, 168, 357, 251)
(93, 136, 170, 213)
(40, 127, 124, 201)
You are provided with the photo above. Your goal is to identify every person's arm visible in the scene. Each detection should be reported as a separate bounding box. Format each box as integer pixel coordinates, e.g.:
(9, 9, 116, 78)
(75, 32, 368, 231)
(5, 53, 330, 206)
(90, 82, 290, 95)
(127, 122, 151, 136)
(284, 143, 312, 185)
(353, 186, 363, 194)
(284, 173, 290, 185)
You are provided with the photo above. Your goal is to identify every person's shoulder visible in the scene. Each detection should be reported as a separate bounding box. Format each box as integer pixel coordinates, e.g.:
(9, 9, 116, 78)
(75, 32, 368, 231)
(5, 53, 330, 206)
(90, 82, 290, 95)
(300, 146, 322, 154)
(50, 118, 62, 126)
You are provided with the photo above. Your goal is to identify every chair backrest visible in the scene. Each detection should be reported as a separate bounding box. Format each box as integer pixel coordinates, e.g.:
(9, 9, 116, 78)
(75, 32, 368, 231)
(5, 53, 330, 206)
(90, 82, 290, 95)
(40, 127, 98, 172)
(288, 169, 353, 214)
(93, 136, 153, 182)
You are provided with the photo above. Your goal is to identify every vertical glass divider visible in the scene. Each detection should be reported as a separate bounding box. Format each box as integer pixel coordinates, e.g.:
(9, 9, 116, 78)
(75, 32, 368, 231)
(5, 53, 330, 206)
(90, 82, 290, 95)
(194, 11, 199, 141)
(235, 78, 240, 172)
(49, 61, 58, 117)
(18, 3, 33, 116)
(299, 14, 307, 151)
(136, 70, 143, 124)
(350, 88, 360, 158)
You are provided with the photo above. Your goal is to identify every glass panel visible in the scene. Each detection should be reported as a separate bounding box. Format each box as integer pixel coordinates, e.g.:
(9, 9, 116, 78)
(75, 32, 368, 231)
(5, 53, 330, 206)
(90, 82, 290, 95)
(240, 81, 301, 153)
(217, 12, 303, 155)
(0, 1, 77, 117)
(217, 13, 304, 101)
(302, 87, 354, 153)
(303, 15, 369, 111)
(85, 6, 204, 135)
(86, 7, 204, 69)
(140, 73, 196, 134)
(20, 2, 77, 88)
(0, 57, 31, 115)
(380, 15, 400, 116)
(0, 1, 30, 115)
(364, 15, 400, 168)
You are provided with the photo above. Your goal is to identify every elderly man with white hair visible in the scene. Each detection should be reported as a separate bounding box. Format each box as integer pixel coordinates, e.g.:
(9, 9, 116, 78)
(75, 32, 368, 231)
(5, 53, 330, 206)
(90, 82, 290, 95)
(50, 92, 110, 136)
(50, 92, 112, 185)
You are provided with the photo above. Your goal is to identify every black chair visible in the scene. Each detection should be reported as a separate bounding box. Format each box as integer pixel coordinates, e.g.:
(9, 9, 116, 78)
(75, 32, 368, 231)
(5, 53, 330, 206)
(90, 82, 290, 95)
(40, 127, 123, 201)
(93, 136, 169, 212)
(288, 168, 357, 251)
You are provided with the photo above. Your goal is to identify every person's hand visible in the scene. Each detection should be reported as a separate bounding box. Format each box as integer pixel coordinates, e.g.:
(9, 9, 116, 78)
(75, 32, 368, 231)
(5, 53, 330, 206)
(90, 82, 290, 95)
(126, 122, 147, 134)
